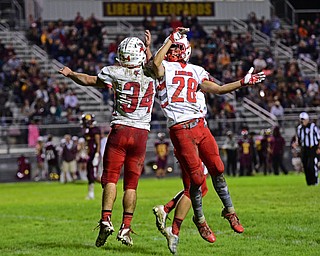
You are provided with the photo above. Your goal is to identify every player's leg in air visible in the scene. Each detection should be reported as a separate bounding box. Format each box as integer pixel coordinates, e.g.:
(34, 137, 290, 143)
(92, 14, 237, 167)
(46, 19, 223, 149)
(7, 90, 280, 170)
(153, 160, 214, 254)
(199, 130, 244, 234)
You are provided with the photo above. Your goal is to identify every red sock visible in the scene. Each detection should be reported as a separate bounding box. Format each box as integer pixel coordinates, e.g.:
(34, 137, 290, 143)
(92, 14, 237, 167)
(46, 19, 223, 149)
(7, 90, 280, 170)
(164, 200, 175, 213)
(122, 212, 133, 228)
(101, 210, 112, 221)
(164, 190, 184, 213)
(172, 217, 183, 236)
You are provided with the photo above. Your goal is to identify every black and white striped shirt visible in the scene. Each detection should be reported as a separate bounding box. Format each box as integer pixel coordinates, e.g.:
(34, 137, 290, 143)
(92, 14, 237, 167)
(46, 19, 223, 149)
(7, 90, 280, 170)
(297, 122, 320, 148)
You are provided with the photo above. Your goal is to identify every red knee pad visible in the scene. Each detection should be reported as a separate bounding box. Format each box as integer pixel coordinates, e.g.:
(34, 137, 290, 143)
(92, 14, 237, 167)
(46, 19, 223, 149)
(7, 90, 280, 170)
(190, 170, 206, 187)
(207, 157, 225, 176)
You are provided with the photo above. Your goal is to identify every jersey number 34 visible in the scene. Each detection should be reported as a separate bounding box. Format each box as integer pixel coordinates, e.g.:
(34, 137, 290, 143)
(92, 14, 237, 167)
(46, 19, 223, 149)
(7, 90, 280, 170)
(121, 81, 154, 113)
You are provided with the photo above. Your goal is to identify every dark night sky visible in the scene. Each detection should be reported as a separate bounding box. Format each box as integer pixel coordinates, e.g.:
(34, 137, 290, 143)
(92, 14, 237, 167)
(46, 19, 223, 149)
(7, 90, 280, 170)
(287, 0, 320, 9)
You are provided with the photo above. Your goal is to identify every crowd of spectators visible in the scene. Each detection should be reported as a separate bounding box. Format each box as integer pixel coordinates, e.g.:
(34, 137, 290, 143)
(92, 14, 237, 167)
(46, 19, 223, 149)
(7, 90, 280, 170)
(0, 39, 81, 129)
(142, 12, 320, 122)
(271, 14, 320, 66)
(1, 11, 320, 143)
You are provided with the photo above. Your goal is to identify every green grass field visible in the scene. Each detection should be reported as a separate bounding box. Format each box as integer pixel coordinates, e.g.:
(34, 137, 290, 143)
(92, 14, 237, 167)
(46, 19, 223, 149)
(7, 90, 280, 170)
(0, 174, 319, 256)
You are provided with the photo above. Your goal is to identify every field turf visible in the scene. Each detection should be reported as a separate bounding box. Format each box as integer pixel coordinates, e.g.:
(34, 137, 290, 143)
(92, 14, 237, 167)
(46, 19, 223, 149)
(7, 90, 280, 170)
(0, 174, 319, 256)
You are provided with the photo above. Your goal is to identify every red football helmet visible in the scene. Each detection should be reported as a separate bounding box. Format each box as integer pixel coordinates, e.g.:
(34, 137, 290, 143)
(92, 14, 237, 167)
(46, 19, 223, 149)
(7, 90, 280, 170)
(166, 36, 191, 63)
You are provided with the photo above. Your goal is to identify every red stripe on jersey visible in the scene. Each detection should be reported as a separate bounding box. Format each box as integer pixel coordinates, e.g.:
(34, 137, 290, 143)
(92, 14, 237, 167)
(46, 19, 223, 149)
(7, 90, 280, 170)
(161, 102, 168, 108)
(104, 83, 112, 89)
(157, 81, 166, 90)
(179, 62, 187, 68)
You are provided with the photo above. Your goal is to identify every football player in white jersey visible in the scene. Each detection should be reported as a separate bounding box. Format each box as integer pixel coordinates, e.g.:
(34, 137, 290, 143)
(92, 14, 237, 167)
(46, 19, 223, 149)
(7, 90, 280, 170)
(152, 27, 266, 254)
(59, 31, 156, 247)
(153, 90, 238, 249)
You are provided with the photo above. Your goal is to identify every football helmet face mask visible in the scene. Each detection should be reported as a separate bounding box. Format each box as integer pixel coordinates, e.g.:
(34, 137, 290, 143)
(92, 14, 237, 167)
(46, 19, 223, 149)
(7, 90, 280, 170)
(117, 37, 146, 68)
(166, 36, 191, 63)
(81, 113, 96, 128)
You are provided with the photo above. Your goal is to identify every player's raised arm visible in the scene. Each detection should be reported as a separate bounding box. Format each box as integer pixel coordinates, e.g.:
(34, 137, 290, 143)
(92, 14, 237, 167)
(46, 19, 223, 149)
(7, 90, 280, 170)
(58, 66, 105, 88)
(200, 67, 266, 95)
(153, 27, 189, 78)
(144, 30, 153, 62)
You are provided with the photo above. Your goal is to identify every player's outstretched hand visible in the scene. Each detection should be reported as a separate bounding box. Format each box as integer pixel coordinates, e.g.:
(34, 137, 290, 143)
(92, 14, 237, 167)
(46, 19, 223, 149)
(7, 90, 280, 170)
(240, 67, 266, 86)
(168, 27, 190, 43)
(59, 66, 72, 77)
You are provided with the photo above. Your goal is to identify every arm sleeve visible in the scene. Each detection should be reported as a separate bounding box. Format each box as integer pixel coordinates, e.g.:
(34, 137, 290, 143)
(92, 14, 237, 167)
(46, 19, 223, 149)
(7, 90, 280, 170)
(97, 66, 113, 88)
(195, 65, 210, 84)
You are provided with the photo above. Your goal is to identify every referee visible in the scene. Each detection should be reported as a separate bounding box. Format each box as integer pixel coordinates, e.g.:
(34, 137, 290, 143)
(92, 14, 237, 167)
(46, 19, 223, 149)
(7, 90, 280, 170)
(296, 112, 320, 186)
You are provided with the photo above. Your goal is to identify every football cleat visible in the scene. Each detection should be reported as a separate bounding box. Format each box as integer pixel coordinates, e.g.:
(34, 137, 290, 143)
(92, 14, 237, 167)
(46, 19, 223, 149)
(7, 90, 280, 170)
(163, 227, 179, 255)
(192, 216, 216, 243)
(221, 208, 244, 233)
(152, 205, 167, 234)
(117, 224, 135, 246)
(95, 219, 115, 247)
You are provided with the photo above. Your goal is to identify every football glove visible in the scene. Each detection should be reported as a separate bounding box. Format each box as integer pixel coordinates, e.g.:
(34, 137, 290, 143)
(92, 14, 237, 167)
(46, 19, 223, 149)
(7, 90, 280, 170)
(240, 67, 266, 86)
(92, 152, 101, 167)
(167, 27, 190, 43)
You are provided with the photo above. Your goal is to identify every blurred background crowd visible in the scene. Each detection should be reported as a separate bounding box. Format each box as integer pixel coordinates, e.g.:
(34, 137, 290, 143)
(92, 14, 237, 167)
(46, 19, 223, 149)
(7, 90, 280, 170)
(1, 11, 319, 129)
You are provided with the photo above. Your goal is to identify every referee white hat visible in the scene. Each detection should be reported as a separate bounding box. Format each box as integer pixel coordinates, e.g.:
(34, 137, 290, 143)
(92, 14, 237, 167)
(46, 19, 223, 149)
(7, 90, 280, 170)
(299, 112, 309, 120)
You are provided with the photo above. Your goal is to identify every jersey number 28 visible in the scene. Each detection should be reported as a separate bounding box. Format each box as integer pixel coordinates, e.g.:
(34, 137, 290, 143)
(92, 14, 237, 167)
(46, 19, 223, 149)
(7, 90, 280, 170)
(171, 77, 198, 103)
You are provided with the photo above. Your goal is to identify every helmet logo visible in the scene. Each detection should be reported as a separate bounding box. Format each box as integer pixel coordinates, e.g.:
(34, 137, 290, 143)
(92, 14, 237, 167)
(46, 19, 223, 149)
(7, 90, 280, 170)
(119, 54, 131, 62)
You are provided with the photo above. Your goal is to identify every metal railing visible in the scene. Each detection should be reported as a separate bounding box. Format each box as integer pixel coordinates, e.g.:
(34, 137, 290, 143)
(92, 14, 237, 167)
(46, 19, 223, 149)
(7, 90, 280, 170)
(273, 40, 293, 60)
(243, 98, 278, 127)
(0, 0, 23, 29)
(252, 29, 270, 46)
(283, 0, 320, 25)
(284, 0, 296, 25)
(297, 58, 319, 79)
(0, 22, 9, 31)
(230, 18, 247, 35)
(0, 113, 299, 158)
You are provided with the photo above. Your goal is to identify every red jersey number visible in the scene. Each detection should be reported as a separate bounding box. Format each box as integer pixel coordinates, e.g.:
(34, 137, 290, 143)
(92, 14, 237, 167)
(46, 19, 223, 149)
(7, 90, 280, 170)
(121, 82, 154, 113)
(171, 77, 197, 103)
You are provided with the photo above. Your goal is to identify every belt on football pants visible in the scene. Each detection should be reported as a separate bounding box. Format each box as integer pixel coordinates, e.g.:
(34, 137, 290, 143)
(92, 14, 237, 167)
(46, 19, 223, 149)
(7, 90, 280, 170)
(171, 118, 204, 130)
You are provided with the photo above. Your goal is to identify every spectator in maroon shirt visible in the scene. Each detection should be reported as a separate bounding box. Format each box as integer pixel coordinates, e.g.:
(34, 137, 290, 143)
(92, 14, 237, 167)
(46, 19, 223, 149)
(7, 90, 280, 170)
(269, 126, 288, 175)
(60, 134, 78, 183)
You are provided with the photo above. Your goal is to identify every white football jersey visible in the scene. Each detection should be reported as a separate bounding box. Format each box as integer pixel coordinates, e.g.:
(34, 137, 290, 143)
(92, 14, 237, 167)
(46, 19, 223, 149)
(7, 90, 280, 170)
(158, 60, 209, 127)
(196, 90, 207, 117)
(98, 65, 156, 131)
